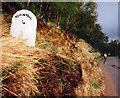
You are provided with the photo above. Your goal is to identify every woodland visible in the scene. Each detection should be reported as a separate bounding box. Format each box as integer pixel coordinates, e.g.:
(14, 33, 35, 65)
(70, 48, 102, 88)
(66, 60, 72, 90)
(2, 2, 119, 57)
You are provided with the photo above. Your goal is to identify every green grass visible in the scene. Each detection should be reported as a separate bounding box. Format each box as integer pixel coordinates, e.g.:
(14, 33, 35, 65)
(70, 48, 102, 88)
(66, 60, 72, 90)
(97, 57, 103, 62)
(92, 83, 102, 89)
(89, 78, 102, 89)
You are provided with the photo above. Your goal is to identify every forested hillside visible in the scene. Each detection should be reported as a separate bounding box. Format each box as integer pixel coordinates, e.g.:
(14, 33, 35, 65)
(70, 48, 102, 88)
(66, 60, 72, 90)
(2, 2, 119, 56)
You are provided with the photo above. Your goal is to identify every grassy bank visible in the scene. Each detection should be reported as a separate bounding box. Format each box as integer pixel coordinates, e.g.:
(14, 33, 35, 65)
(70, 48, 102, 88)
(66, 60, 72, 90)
(1, 13, 105, 96)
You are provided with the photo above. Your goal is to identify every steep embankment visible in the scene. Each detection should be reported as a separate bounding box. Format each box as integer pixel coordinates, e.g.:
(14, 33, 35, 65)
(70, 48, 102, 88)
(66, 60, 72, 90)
(1, 13, 105, 96)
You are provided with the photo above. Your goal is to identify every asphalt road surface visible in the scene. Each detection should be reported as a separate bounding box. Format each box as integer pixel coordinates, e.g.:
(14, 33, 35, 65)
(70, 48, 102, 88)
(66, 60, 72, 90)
(99, 57, 119, 96)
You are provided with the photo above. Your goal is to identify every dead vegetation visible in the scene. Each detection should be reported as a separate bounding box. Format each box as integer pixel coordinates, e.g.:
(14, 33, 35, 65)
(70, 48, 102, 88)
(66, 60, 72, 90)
(1, 13, 105, 96)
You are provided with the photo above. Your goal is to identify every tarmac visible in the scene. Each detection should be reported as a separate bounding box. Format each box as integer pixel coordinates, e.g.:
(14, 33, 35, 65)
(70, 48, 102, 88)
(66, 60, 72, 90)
(100, 57, 119, 96)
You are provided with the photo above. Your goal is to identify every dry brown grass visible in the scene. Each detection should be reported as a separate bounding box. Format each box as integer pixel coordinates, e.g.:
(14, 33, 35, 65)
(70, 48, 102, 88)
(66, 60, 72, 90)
(1, 36, 51, 96)
(1, 36, 84, 96)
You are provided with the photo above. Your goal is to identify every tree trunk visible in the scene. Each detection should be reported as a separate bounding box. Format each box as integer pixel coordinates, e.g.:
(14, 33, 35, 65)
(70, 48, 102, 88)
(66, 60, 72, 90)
(39, 0, 42, 16)
(58, 15, 61, 27)
(66, 18, 79, 33)
(40, 2, 49, 19)
(57, 10, 59, 23)
(47, 3, 51, 22)
(66, 13, 83, 32)
(27, 0, 30, 6)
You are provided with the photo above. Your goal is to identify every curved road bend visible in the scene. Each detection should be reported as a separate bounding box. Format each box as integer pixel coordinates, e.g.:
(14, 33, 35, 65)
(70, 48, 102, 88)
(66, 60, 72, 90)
(99, 57, 119, 96)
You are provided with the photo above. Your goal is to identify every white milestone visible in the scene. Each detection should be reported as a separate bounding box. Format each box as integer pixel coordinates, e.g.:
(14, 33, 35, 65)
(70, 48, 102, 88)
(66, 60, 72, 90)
(10, 9, 37, 47)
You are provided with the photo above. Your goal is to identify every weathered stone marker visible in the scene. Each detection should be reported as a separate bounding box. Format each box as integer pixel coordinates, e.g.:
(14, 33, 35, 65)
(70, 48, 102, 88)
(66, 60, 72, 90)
(10, 9, 37, 47)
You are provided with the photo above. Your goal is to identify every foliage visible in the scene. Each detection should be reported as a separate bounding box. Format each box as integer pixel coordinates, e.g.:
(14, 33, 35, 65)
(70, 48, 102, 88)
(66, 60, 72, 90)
(2, 2, 117, 55)
(118, 42, 120, 58)
(107, 40, 119, 56)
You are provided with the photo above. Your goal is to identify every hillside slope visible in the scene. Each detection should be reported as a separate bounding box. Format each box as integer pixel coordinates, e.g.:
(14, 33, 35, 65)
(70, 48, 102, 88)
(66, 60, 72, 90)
(1, 13, 105, 96)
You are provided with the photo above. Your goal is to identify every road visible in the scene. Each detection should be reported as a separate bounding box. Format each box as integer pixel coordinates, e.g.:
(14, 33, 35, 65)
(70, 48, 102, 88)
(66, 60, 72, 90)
(99, 57, 119, 96)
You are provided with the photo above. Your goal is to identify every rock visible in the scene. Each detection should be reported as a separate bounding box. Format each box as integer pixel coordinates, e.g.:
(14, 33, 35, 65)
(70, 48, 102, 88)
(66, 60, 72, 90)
(10, 9, 37, 47)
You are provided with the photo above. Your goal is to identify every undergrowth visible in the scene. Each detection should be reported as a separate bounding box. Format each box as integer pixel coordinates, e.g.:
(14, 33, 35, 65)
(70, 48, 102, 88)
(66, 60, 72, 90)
(1, 13, 105, 96)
